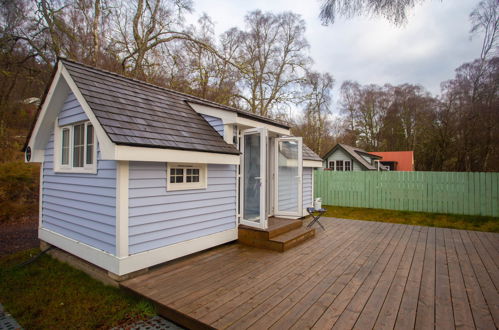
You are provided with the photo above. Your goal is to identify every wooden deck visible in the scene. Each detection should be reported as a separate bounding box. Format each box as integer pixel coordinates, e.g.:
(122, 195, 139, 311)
(121, 218, 499, 329)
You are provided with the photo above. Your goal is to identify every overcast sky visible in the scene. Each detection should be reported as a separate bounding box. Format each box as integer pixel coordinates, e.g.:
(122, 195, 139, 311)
(186, 0, 483, 108)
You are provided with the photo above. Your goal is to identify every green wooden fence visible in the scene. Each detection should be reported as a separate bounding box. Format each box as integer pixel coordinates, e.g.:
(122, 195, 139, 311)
(314, 171, 499, 217)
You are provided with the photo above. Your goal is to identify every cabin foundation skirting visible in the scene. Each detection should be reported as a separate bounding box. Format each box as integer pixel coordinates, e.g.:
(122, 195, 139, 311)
(39, 227, 238, 277)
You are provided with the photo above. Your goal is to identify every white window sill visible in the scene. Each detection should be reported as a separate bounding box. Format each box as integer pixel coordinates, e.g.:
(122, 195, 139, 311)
(54, 167, 97, 174)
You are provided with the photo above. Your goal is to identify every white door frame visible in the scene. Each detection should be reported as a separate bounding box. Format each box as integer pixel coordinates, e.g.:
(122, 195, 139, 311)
(274, 136, 303, 218)
(240, 127, 268, 229)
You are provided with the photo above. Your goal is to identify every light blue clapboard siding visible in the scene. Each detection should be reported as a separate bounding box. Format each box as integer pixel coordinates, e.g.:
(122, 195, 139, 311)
(58, 92, 88, 126)
(128, 162, 237, 254)
(278, 166, 299, 212)
(42, 127, 117, 254)
(303, 167, 313, 208)
(202, 114, 224, 137)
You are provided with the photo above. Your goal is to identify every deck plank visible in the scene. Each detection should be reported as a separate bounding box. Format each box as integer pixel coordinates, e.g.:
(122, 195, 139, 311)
(414, 226, 436, 330)
(434, 227, 455, 330)
(120, 219, 499, 330)
(394, 226, 428, 330)
(444, 228, 475, 329)
(460, 230, 499, 328)
(372, 226, 422, 329)
(452, 229, 495, 330)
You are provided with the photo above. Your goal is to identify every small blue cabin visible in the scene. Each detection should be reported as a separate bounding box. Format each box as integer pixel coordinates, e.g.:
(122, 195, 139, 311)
(25, 60, 322, 277)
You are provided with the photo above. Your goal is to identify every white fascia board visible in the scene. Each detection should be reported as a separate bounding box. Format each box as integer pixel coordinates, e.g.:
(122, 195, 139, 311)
(114, 145, 240, 164)
(236, 116, 290, 135)
(188, 102, 238, 124)
(26, 62, 117, 163)
(188, 102, 290, 136)
(60, 66, 115, 159)
(27, 62, 68, 163)
(304, 160, 323, 168)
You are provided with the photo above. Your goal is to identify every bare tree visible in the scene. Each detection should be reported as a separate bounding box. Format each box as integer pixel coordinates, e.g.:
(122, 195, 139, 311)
(319, 0, 424, 25)
(470, 0, 498, 60)
(113, 0, 194, 78)
(297, 71, 334, 155)
(233, 10, 311, 117)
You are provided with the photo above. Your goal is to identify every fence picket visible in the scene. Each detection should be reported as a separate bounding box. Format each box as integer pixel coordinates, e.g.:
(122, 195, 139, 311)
(314, 170, 499, 217)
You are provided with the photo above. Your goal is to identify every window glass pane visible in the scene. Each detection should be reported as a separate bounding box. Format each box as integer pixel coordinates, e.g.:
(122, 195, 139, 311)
(176, 169, 183, 175)
(170, 176, 175, 183)
(186, 169, 192, 175)
(176, 175, 183, 183)
(192, 175, 199, 182)
(73, 124, 84, 167)
(187, 176, 192, 182)
(170, 168, 175, 175)
(61, 128, 70, 165)
(86, 124, 94, 165)
(193, 169, 199, 175)
(336, 160, 344, 171)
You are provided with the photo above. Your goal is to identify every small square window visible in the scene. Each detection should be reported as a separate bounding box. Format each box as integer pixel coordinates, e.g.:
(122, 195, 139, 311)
(166, 163, 207, 191)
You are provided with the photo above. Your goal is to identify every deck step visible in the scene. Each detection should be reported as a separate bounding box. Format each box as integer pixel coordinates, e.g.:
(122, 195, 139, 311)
(238, 218, 315, 252)
(270, 227, 316, 252)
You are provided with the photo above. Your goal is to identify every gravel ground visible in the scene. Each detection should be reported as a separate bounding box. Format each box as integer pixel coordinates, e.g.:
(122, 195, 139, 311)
(0, 219, 38, 257)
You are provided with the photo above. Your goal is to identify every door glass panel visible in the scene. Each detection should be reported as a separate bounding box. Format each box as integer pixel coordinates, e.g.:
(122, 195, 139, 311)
(243, 133, 261, 222)
(277, 140, 299, 213)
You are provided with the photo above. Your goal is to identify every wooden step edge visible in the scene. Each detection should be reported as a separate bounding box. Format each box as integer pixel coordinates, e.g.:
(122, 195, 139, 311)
(270, 227, 315, 244)
(282, 229, 316, 251)
(268, 220, 303, 239)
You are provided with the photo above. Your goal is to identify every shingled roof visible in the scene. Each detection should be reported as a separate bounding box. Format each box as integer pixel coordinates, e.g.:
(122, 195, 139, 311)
(303, 144, 322, 161)
(324, 143, 381, 170)
(62, 59, 241, 155)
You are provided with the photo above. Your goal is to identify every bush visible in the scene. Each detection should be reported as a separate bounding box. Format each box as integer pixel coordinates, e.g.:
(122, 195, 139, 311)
(0, 161, 40, 223)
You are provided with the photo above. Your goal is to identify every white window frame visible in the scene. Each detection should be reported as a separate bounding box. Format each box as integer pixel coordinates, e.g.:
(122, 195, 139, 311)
(345, 160, 352, 171)
(54, 120, 97, 174)
(166, 163, 207, 191)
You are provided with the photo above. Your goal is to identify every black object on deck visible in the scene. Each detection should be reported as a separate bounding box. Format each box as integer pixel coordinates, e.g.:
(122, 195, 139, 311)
(306, 207, 326, 231)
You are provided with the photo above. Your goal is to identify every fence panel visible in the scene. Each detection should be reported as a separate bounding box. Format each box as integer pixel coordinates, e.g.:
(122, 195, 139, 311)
(314, 171, 499, 217)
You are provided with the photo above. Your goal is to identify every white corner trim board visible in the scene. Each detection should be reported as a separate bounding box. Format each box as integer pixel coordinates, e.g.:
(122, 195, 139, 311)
(116, 161, 129, 258)
(39, 227, 238, 276)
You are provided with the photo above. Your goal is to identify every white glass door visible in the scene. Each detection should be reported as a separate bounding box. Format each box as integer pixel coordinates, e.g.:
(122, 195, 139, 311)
(274, 137, 303, 217)
(240, 128, 267, 229)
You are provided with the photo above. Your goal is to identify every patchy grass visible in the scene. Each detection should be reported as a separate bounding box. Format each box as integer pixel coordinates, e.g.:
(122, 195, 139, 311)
(0, 249, 155, 329)
(322, 205, 499, 233)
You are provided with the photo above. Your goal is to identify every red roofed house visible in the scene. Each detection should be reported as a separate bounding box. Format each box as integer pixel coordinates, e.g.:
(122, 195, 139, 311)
(369, 151, 414, 171)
